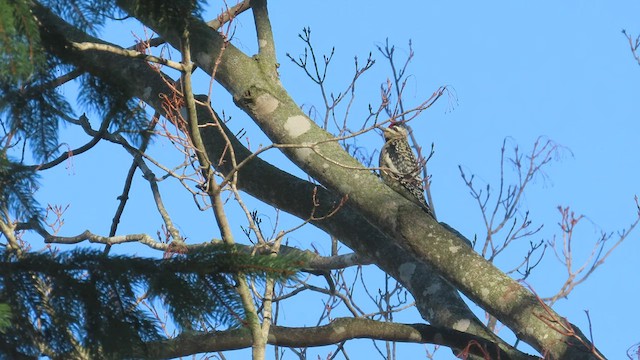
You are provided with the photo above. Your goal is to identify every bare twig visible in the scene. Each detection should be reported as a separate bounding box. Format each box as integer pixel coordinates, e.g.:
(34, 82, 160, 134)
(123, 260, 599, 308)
(105, 112, 159, 254)
(545, 201, 640, 304)
(622, 29, 640, 66)
(459, 137, 562, 261)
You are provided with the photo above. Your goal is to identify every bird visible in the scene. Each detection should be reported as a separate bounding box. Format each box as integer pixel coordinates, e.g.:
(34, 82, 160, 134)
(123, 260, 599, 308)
(378, 123, 433, 216)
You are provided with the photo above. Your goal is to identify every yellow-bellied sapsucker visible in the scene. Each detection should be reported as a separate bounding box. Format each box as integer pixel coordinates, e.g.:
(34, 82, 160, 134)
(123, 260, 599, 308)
(379, 123, 433, 216)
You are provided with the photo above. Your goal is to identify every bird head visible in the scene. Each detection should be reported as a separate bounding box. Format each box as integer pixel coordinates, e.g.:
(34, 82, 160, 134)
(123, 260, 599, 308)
(382, 123, 409, 141)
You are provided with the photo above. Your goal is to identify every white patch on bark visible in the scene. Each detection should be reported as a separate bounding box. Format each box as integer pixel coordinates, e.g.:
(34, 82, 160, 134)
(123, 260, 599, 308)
(294, 146, 313, 161)
(452, 319, 471, 332)
(334, 326, 346, 334)
(424, 283, 441, 295)
(399, 262, 416, 284)
(322, 163, 330, 169)
(481, 288, 490, 297)
(448, 245, 463, 253)
(254, 93, 279, 116)
(259, 39, 267, 48)
(284, 115, 311, 138)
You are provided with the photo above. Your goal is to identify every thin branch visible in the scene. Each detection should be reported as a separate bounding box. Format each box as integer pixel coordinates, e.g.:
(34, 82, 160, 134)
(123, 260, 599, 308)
(17, 219, 168, 251)
(105, 112, 159, 254)
(71, 41, 185, 70)
(251, 0, 277, 67)
(26, 114, 110, 171)
(622, 29, 640, 66)
(59, 112, 183, 244)
(0, 215, 21, 255)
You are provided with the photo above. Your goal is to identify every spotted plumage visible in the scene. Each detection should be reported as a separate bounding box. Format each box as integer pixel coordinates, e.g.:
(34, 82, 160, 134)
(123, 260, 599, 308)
(379, 124, 433, 216)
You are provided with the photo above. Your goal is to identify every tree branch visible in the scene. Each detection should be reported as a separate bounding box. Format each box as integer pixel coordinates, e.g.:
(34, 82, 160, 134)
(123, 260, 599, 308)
(143, 318, 539, 360)
(250, 0, 277, 68)
(71, 41, 185, 70)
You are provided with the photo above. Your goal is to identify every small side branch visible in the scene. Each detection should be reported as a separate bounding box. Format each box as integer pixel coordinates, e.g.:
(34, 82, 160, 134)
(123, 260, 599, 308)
(251, 0, 277, 67)
(622, 29, 640, 66)
(17, 220, 168, 251)
(105, 113, 159, 254)
(71, 41, 185, 70)
(26, 114, 110, 171)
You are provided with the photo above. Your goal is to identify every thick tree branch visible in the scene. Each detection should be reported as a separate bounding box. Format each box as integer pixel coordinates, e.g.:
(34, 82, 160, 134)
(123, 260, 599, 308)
(143, 318, 539, 360)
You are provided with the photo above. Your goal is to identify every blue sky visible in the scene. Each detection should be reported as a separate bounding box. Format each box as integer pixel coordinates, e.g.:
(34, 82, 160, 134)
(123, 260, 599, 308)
(26, 1, 640, 358)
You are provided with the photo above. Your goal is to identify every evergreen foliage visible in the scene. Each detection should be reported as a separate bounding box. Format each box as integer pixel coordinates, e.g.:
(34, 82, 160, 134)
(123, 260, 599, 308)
(0, 63, 73, 162)
(0, 246, 305, 358)
(0, 1, 72, 164)
(41, 0, 120, 35)
(0, 155, 40, 220)
(0, 0, 45, 81)
(0, 303, 10, 333)
(0, 0, 156, 221)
